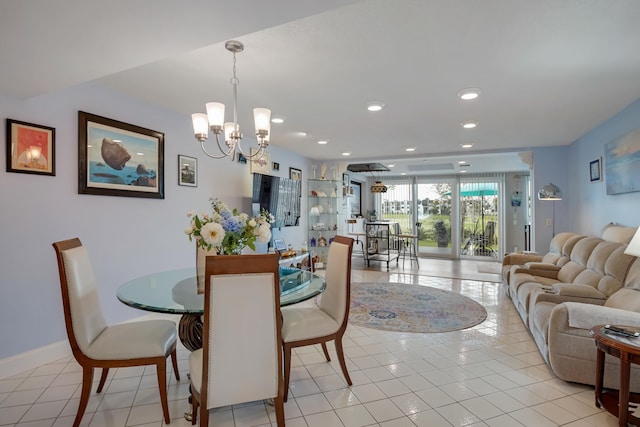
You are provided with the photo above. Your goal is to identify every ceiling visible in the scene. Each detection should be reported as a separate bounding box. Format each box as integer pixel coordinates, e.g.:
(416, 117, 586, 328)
(3, 0, 640, 176)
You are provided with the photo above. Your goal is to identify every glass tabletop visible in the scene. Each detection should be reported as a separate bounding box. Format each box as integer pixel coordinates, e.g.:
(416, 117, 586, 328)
(117, 267, 326, 314)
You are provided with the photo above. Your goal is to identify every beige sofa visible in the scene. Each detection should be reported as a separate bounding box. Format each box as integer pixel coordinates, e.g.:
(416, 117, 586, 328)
(503, 224, 640, 390)
(500, 232, 585, 287)
(530, 260, 640, 391)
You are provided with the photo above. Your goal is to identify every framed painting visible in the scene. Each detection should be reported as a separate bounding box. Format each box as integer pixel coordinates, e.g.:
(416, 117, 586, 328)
(249, 149, 270, 174)
(289, 167, 302, 181)
(604, 129, 640, 195)
(178, 154, 197, 187)
(78, 111, 164, 199)
(6, 119, 55, 176)
(350, 180, 362, 216)
(589, 157, 602, 183)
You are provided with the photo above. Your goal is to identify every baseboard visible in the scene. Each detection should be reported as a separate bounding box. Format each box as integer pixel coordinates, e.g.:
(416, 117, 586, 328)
(0, 313, 180, 380)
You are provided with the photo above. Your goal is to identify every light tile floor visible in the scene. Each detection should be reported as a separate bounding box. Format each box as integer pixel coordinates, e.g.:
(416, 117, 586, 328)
(0, 259, 620, 426)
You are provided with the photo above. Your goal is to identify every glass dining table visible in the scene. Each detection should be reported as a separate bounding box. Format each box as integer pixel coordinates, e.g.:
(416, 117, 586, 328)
(117, 266, 325, 351)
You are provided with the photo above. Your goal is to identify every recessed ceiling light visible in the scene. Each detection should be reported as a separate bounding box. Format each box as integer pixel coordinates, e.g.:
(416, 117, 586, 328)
(271, 116, 284, 124)
(460, 170, 467, 173)
(405, 147, 416, 152)
(297, 131, 308, 137)
(457, 88, 481, 100)
(387, 164, 395, 168)
(401, 172, 407, 175)
(367, 102, 385, 112)
(342, 152, 351, 156)
(460, 143, 474, 149)
(461, 121, 478, 129)
(317, 140, 328, 145)
(458, 160, 466, 164)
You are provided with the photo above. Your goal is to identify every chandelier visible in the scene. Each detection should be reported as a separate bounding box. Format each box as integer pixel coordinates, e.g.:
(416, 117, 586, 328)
(191, 40, 271, 160)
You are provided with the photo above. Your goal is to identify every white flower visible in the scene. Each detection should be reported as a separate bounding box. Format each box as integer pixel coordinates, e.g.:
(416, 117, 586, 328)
(201, 222, 225, 247)
(248, 218, 257, 227)
(184, 226, 193, 235)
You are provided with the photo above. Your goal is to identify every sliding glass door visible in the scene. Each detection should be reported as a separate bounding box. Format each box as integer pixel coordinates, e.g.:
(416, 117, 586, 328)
(416, 178, 456, 257)
(458, 176, 503, 259)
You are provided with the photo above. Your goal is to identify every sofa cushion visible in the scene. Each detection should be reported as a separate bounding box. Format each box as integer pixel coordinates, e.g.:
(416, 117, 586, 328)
(605, 288, 640, 312)
(556, 237, 602, 283)
(601, 224, 638, 243)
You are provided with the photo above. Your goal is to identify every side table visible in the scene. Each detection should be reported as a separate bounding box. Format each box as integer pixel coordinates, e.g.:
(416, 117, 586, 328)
(590, 325, 640, 426)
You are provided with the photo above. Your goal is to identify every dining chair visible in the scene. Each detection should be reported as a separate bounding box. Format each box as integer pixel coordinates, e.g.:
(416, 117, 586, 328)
(52, 238, 180, 427)
(398, 222, 421, 267)
(281, 235, 354, 401)
(188, 253, 285, 426)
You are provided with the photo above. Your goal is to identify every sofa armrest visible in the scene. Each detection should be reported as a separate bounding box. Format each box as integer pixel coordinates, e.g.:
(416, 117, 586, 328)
(561, 302, 640, 330)
(503, 253, 543, 267)
(513, 267, 559, 279)
(532, 289, 606, 307)
(524, 262, 560, 271)
(551, 283, 608, 299)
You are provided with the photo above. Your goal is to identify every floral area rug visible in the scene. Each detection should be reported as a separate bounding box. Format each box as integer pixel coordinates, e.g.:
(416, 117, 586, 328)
(348, 282, 487, 333)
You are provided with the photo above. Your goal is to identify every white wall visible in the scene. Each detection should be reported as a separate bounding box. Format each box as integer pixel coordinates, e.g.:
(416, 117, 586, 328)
(0, 83, 309, 362)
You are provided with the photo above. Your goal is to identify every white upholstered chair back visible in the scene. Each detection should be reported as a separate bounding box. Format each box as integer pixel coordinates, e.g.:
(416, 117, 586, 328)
(319, 239, 351, 326)
(192, 253, 284, 425)
(61, 246, 108, 354)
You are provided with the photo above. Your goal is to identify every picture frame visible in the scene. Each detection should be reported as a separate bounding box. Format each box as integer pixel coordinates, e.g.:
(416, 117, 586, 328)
(249, 149, 270, 174)
(350, 180, 362, 216)
(178, 154, 197, 187)
(6, 119, 56, 176)
(289, 167, 302, 181)
(78, 111, 164, 199)
(237, 153, 247, 164)
(605, 129, 640, 195)
(273, 238, 287, 251)
(589, 157, 602, 183)
(272, 162, 280, 171)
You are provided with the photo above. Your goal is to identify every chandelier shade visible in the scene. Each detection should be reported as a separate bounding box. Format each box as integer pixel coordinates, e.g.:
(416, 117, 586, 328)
(191, 40, 271, 160)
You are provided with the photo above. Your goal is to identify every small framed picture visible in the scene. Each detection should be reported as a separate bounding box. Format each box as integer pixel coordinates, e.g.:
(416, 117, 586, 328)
(272, 162, 280, 171)
(237, 153, 247, 164)
(249, 149, 270, 174)
(289, 167, 302, 181)
(590, 157, 602, 183)
(6, 119, 56, 176)
(273, 238, 287, 251)
(178, 155, 197, 187)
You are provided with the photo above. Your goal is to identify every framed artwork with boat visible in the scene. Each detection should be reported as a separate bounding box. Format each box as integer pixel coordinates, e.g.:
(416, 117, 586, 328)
(78, 111, 164, 199)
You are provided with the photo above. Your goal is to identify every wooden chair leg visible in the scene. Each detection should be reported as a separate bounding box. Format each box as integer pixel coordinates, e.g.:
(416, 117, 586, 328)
(74, 366, 94, 427)
(156, 359, 170, 424)
(273, 394, 285, 427)
(321, 342, 331, 361)
(170, 348, 181, 380)
(200, 403, 209, 427)
(283, 343, 292, 402)
(191, 393, 198, 425)
(334, 337, 352, 386)
(96, 367, 109, 393)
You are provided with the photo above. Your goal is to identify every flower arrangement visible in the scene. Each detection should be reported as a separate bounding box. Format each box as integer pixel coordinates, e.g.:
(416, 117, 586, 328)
(185, 198, 275, 255)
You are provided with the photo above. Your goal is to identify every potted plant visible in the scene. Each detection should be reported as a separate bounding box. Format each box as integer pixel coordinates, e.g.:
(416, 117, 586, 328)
(434, 220, 449, 248)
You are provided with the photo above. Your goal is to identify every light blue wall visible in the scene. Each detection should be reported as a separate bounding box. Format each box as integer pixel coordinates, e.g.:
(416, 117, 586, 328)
(0, 84, 310, 360)
(532, 97, 640, 251)
(567, 98, 640, 234)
